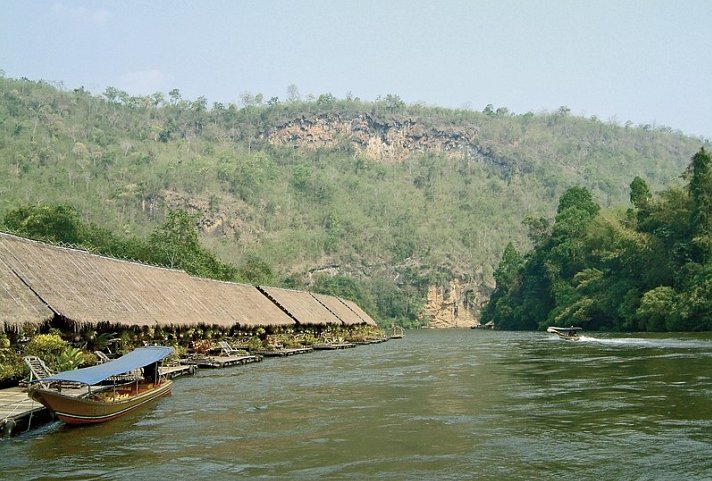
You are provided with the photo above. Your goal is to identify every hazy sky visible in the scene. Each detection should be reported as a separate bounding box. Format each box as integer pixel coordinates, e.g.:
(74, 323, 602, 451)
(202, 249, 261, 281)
(2, 1, 711, 138)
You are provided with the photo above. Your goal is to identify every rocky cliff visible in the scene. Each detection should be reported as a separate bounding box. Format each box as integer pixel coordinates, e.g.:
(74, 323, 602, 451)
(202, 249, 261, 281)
(421, 280, 493, 328)
(267, 112, 520, 176)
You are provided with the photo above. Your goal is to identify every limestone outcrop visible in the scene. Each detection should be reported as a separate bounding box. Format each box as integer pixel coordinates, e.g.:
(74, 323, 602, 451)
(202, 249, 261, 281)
(267, 113, 518, 176)
(420, 280, 493, 328)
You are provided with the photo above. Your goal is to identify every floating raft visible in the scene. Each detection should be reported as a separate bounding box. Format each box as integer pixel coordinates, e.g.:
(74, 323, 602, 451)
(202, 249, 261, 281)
(161, 364, 197, 378)
(180, 354, 262, 368)
(312, 343, 356, 350)
(255, 347, 313, 357)
(352, 338, 389, 345)
(0, 386, 53, 437)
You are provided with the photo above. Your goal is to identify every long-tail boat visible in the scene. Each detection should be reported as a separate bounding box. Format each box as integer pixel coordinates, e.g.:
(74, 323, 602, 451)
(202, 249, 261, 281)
(546, 326, 582, 340)
(28, 346, 174, 425)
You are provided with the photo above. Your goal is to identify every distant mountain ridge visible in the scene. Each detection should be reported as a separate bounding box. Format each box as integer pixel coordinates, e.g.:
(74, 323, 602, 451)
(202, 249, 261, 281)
(0, 75, 708, 327)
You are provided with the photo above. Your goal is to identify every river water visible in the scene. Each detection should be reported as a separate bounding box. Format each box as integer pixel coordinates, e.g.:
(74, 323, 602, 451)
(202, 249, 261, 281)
(3, 329, 712, 480)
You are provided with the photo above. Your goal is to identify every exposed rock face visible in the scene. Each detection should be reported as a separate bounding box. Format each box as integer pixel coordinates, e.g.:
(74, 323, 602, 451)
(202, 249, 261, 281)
(267, 113, 520, 176)
(421, 279, 493, 328)
(162, 190, 260, 242)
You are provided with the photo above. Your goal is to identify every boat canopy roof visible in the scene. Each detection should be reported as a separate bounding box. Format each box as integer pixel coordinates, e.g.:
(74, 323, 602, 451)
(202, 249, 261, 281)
(41, 346, 173, 386)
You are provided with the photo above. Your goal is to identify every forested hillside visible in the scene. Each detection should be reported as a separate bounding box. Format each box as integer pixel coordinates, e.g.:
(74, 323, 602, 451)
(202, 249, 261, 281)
(483, 148, 712, 332)
(0, 74, 708, 327)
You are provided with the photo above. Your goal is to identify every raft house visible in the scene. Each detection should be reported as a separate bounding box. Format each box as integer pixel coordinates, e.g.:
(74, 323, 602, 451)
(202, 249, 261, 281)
(0, 231, 386, 436)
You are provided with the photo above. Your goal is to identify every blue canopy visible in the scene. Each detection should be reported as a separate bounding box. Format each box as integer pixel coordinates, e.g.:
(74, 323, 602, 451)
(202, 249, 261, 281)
(41, 346, 174, 386)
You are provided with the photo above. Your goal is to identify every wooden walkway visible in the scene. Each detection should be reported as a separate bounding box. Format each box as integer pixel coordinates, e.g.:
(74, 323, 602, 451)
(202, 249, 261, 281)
(255, 347, 313, 357)
(161, 364, 198, 378)
(312, 343, 356, 350)
(180, 354, 262, 368)
(352, 338, 389, 345)
(0, 386, 51, 436)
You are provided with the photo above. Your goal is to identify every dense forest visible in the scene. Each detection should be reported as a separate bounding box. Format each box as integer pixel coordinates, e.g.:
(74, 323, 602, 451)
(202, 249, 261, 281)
(483, 148, 712, 331)
(0, 73, 709, 327)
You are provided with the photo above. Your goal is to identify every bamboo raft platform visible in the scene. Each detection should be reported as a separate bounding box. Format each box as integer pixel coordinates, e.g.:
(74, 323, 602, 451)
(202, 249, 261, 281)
(1, 386, 58, 437)
(312, 343, 356, 350)
(255, 347, 314, 357)
(161, 364, 198, 378)
(352, 338, 390, 345)
(180, 354, 262, 368)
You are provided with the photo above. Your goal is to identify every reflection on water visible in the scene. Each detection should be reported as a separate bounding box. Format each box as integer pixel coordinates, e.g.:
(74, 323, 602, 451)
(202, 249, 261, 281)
(3, 330, 712, 480)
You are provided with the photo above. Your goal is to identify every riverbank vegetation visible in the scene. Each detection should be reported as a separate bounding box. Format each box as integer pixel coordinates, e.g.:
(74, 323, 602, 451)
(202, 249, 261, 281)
(483, 148, 712, 331)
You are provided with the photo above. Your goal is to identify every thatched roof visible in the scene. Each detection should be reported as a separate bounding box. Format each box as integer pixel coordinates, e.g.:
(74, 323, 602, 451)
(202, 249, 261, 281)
(258, 286, 343, 326)
(0, 233, 301, 330)
(0, 232, 376, 331)
(310, 292, 365, 326)
(188, 278, 295, 327)
(339, 298, 378, 326)
(0, 232, 201, 328)
(0, 254, 54, 332)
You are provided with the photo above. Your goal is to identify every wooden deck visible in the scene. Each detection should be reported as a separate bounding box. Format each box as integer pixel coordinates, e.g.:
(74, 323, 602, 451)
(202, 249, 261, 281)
(255, 347, 313, 357)
(161, 364, 198, 378)
(180, 354, 262, 368)
(352, 338, 389, 345)
(312, 343, 356, 350)
(0, 386, 51, 436)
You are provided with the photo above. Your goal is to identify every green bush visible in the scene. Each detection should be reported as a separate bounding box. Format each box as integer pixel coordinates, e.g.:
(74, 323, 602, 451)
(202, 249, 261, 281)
(0, 349, 24, 386)
(57, 347, 85, 371)
(23, 333, 69, 371)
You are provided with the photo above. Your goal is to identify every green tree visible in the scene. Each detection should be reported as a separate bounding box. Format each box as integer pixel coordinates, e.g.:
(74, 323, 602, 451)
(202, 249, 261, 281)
(148, 210, 202, 268)
(630, 176, 652, 209)
(481, 242, 523, 325)
(238, 254, 275, 285)
(636, 286, 680, 331)
(147, 210, 236, 280)
(556, 185, 600, 217)
(688, 148, 712, 262)
(3, 204, 86, 244)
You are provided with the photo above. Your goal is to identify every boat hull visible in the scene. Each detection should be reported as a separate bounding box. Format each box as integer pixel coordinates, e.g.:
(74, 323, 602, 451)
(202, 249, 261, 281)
(29, 379, 172, 425)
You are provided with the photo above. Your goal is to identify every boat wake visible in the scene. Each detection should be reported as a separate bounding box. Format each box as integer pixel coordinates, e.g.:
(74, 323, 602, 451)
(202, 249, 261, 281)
(575, 335, 712, 349)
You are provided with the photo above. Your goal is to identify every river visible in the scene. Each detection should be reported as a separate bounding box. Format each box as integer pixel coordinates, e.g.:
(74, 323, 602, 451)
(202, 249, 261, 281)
(2, 329, 712, 480)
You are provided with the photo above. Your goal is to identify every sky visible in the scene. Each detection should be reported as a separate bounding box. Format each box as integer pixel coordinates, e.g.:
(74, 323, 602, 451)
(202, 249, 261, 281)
(2, 0, 711, 138)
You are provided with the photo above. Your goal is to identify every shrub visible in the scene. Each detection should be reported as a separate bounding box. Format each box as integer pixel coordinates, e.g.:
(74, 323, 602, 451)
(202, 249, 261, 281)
(0, 349, 24, 387)
(23, 333, 69, 371)
(57, 347, 85, 371)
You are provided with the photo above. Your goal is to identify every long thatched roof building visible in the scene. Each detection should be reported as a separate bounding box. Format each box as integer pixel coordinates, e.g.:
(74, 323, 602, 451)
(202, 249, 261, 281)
(258, 286, 344, 326)
(310, 292, 365, 326)
(339, 298, 378, 327)
(0, 232, 376, 333)
(187, 278, 295, 328)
